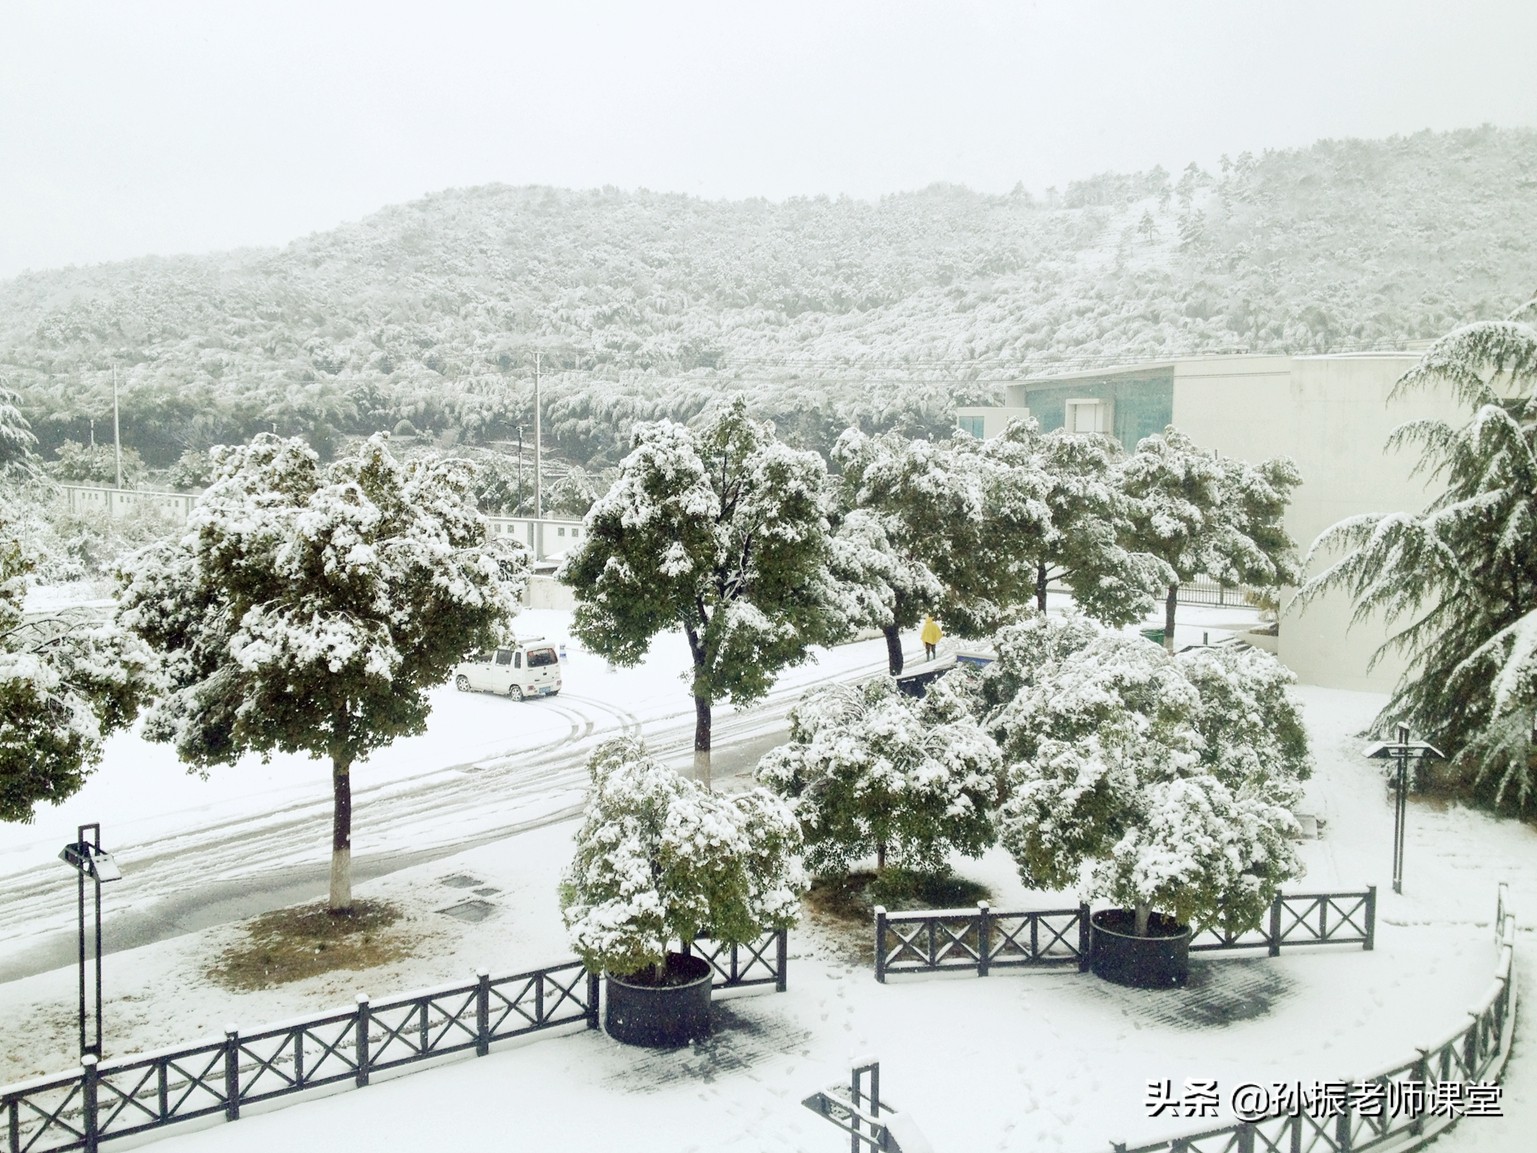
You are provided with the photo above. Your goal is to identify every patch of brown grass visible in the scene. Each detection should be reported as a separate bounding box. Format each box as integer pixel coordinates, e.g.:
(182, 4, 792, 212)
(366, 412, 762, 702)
(209, 900, 416, 992)
(802, 868, 993, 963)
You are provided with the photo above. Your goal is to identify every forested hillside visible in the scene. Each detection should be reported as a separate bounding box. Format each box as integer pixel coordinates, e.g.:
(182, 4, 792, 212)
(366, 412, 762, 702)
(2, 125, 1533, 471)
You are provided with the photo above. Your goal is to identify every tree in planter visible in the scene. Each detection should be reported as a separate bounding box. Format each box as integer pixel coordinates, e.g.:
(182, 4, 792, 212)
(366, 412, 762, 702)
(1120, 426, 1301, 649)
(758, 675, 1003, 876)
(559, 738, 805, 983)
(987, 616, 1304, 938)
(559, 401, 847, 782)
(0, 515, 159, 823)
(116, 433, 528, 911)
(1296, 301, 1537, 809)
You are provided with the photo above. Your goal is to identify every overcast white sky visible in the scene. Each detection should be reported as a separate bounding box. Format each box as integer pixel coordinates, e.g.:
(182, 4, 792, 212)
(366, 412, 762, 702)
(3, 0, 1535, 279)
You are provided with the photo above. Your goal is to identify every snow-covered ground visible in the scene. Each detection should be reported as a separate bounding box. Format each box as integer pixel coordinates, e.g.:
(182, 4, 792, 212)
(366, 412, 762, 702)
(2, 603, 1533, 1151)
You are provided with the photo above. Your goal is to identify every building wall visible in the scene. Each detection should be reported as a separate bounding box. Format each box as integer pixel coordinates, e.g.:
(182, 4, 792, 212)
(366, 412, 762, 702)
(1010, 366, 1176, 449)
(1171, 352, 1459, 692)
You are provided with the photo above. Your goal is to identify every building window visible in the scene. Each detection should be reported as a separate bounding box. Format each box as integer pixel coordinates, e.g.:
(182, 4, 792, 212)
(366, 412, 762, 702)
(1065, 399, 1111, 435)
(957, 415, 986, 439)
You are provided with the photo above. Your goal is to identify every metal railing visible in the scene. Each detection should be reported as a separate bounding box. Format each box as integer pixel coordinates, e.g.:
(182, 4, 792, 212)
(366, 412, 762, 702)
(875, 890, 1375, 981)
(875, 903, 1090, 982)
(2, 929, 788, 1153)
(1106, 886, 1516, 1153)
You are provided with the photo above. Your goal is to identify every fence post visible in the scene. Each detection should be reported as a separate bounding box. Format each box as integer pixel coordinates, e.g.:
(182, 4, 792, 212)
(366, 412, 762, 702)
(586, 970, 601, 1030)
(1335, 1094, 1353, 1152)
(1464, 1014, 1480, 1077)
(1078, 903, 1091, 973)
(223, 1026, 240, 1121)
(355, 996, 371, 1088)
(977, 903, 991, 977)
(874, 907, 888, 983)
(775, 928, 788, 993)
(1410, 1051, 1429, 1136)
(1268, 895, 1283, 957)
(475, 970, 491, 1056)
(1235, 1121, 1255, 1153)
(1364, 885, 1376, 951)
(81, 1055, 98, 1153)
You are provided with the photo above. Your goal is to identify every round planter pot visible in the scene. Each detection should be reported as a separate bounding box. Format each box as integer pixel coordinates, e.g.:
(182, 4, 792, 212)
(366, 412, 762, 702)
(604, 951, 713, 1047)
(1090, 909, 1192, 989)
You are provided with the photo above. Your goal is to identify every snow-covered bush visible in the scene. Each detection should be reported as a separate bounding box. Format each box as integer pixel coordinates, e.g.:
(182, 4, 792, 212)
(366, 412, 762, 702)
(988, 617, 1304, 937)
(758, 676, 1003, 876)
(0, 514, 159, 822)
(560, 738, 806, 981)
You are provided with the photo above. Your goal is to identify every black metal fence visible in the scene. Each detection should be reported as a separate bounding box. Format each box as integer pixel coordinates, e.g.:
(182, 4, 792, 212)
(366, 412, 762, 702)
(874, 889, 1375, 982)
(875, 903, 1091, 981)
(2, 930, 788, 1153)
(1108, 890, 1516, 1153)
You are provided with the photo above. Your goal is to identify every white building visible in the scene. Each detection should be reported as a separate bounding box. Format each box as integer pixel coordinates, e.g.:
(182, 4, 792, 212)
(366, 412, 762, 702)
(959, 349, 1463, 693)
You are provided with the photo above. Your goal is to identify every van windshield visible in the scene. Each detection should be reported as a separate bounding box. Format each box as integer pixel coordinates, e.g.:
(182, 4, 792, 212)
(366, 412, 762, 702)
(527, 648, 558, 668)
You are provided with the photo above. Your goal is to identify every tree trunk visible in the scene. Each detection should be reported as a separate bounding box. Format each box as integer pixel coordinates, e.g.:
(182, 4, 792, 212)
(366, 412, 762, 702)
(876, 841, 887, 872)
(883, 622, 904, 676)
(1164, 582, 1179, 652)
(329, 758, 352, 912)
(1134, 900, 1151, 937)
(693, 693, 712, 791)
(1036, 561, 1049, 614)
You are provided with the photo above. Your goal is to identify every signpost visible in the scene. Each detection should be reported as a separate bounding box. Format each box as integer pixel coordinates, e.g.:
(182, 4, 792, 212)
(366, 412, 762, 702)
(1363, 724, 1445, 894)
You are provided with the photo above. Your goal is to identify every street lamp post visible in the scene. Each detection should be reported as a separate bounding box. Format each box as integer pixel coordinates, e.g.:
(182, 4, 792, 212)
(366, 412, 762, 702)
(58, 823, 122, 1058)
(1363, 725, 1445, 895)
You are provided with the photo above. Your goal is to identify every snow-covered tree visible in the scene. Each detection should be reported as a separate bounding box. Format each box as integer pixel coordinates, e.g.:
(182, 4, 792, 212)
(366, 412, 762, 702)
(559, 737, 805, 981)
(1, 516, 158, 823)
(825, 507, 944, 676)
(988, 420, 1172, 627)
(115, 434, 528, 910)
(834, 423, 1054, 671)
(1296, 301, 1537, 809)
(987, 617, 1303, 937)
(559, 400, 847, 781)
(0, 386, 39, 479)
(1178, 643, 1313, 790)
(832, 429, 977, 674)
(758, 675, 1003, 876)
(1121, 426, 1301, 648)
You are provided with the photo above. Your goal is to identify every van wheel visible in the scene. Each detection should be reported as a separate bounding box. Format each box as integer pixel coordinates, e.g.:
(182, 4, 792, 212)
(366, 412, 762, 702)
(455, 675, 470, 692)
(508, 685, 525, 701)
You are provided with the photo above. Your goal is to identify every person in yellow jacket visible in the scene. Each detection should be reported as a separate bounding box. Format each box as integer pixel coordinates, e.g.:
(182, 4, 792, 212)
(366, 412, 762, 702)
(920, 615, 942, 661)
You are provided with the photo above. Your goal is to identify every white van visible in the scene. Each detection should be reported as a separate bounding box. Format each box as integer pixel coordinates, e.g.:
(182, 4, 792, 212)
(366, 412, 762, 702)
(453, 637, 562, 700)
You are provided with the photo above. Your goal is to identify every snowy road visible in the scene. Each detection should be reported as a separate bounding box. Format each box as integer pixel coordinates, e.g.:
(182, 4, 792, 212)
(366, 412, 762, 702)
(0, 615, 896, 981)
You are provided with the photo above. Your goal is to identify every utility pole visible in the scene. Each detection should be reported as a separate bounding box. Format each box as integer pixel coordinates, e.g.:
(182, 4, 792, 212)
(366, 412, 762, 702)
(112, 366, 122, 489)
(534, 351, 543, 522)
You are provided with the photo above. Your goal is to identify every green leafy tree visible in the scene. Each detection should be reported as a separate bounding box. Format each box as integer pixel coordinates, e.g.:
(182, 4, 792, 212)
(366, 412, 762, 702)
(558, 400, 847, 782)
(1121, 426, 1301, 648)
(559, 737, 805, 981)
(115, 434, 528, 909)
(988, 616, 1304, 937)
(1296, 301, 1537, 809)
(989, 420, 1172, 627)
(50, 440, 147, 486)
(1, 517, 158, 822)
(758, 675, 1001, 875)
(833, 425, 1052, 672)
